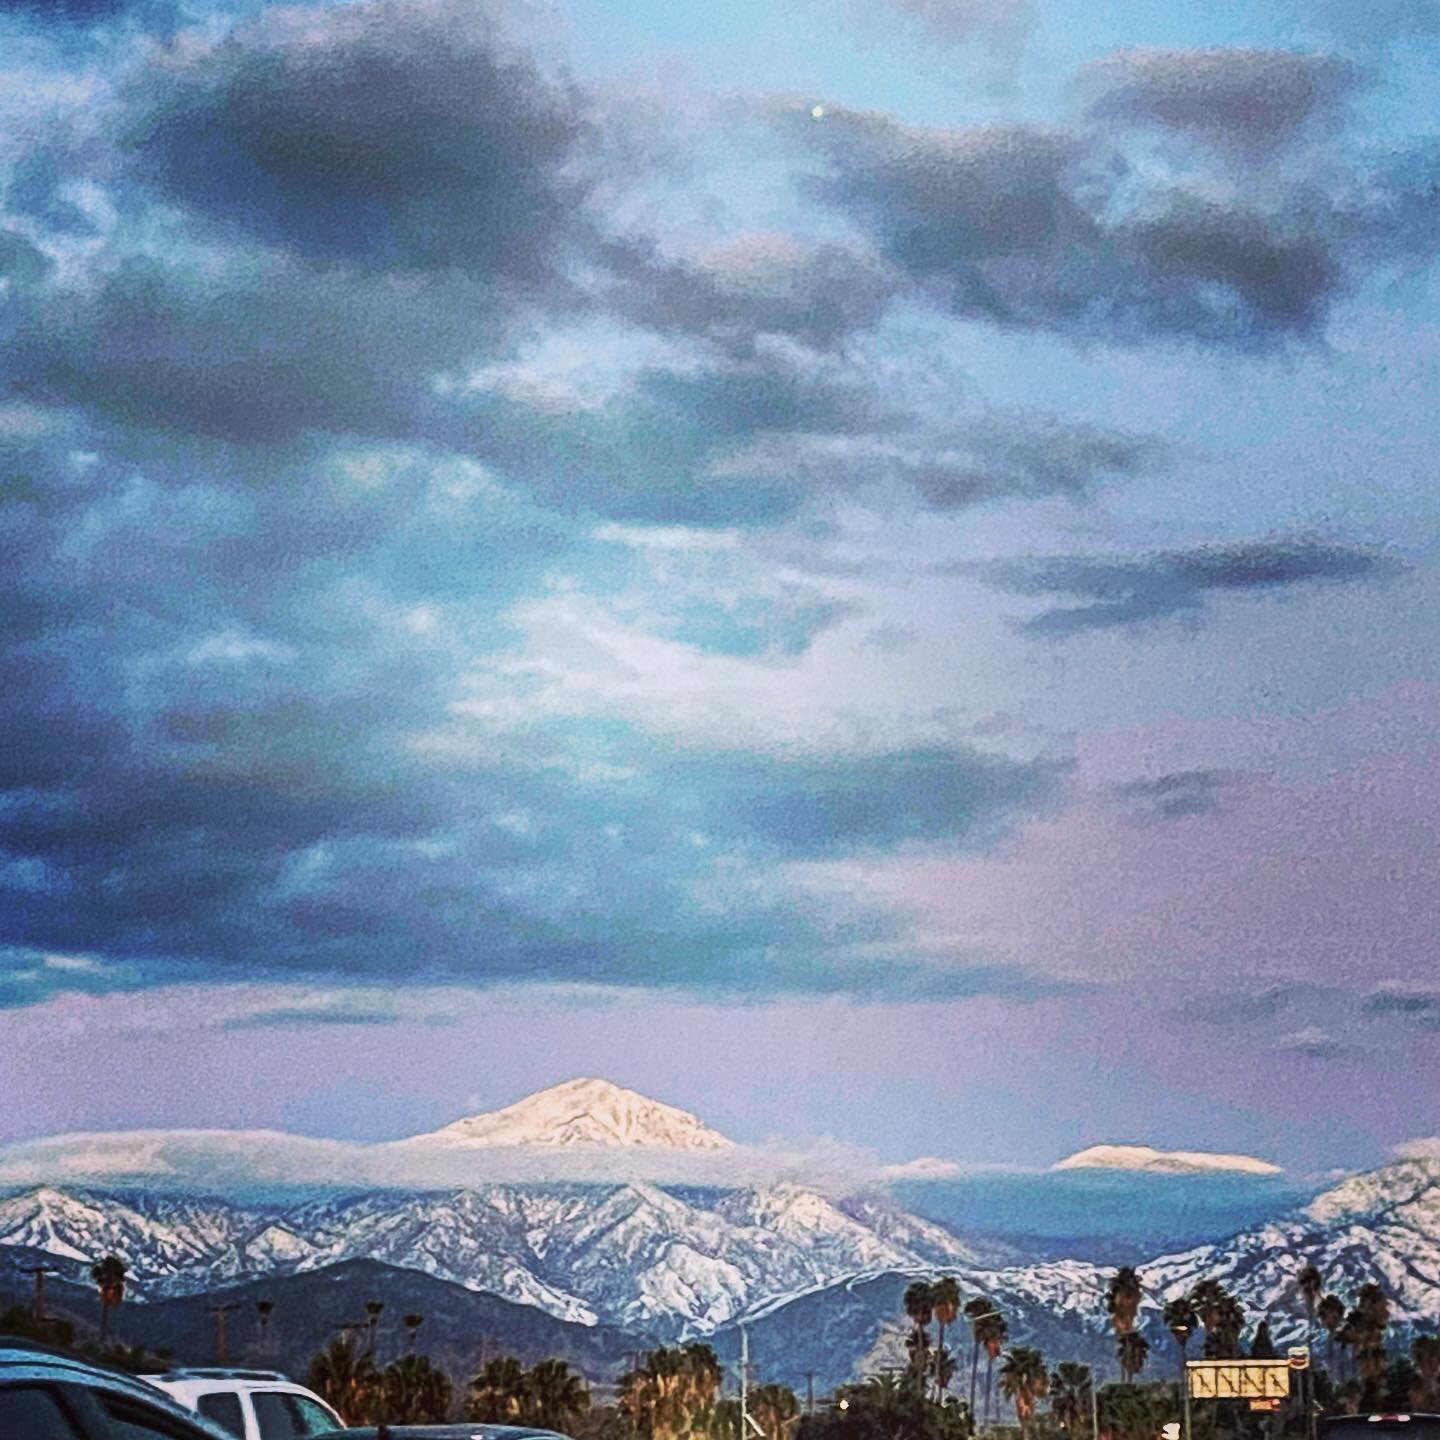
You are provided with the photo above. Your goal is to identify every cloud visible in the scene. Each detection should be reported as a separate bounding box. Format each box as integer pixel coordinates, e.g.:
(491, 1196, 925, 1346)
(1111, 769, 1231, 820)
(1363, 984, 1440, 1028)
(1274, 1025, 1362, 1059)
(1170, 983, 1308, 1026)
(222, 1005, 405, 1031)
(1080, 49, 1358, 156)
(790, 103, 1440, 347)
(1394, 1137, 1440, 1160)
(712, 411, 1161, 511)
(126, 0, 591, 280)
(967, 538, 1397, 635)
(0, 1125, 900, 1194)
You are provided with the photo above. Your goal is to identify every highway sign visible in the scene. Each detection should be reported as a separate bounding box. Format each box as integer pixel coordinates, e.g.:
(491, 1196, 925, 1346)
(1187, 1360, 1294, 1400)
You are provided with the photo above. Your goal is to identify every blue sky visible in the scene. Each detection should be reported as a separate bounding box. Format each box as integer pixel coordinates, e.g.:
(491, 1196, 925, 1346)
(1, 0, 1437, 1174)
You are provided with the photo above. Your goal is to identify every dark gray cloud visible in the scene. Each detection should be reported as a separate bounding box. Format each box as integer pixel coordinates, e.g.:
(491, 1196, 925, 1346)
(1112, 769, 1230, 820)
(1081, 49, 1358, 156)
(969, 538, 1398, 634)
(126, 0, 590, 280)
(791, 106, 1424, 346)
(1171, 983, 1309, 1026)
(222, 1005, 404, 1031)
(1363, 985, 1440, 1028)
(601, 234, 898, 353)
(712, 410, 1161, 511)
(10, 256, 505, 444)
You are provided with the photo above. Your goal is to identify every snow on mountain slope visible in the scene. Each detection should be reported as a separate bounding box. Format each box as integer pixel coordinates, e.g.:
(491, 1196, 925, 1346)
(404, 1079, 733, 1150)
(1055, 1144, 1282, 1176)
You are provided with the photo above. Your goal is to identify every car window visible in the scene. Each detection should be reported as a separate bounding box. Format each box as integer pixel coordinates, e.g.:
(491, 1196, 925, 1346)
(251, 1391, 338, 1439)
(80, 1388, 217, 1439)
(197, 1391, 247, 1438)
(0, 1385, 86, 1438)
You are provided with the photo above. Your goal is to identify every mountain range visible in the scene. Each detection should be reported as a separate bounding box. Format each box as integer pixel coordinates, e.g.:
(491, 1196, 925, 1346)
(1, 1081, 1436, 1390)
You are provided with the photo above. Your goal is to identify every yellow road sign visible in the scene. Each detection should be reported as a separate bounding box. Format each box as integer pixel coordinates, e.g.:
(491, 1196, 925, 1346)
(1187, 1361, 1293, 1400)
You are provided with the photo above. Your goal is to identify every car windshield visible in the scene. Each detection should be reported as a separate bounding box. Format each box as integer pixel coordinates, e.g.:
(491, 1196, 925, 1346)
(251, 1392, 338, 1439)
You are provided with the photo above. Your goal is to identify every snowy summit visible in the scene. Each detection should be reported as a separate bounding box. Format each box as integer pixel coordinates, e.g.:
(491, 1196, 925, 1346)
(403, 1078, 734, 1150)
(1054, 1143, 1282, 1176)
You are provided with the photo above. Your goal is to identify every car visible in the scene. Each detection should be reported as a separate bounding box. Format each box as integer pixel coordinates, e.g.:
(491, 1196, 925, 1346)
(311, 1428, 575, 1440)
(1321, 1417, 1440, 1440)
(144, 1367, 344, 1439)
(0, 1338, 234, 1439)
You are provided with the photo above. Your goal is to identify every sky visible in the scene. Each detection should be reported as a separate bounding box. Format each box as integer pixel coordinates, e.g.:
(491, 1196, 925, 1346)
(0, 0, 1437, 1177)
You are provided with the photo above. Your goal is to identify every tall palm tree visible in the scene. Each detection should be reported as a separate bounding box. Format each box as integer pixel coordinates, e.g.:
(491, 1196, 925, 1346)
(1297, 1266, 1323, 1322)
(1317, 1294, 1345, 1376)
(979, 1312, 1009, 1425)
(998, 1347, 1049, 1440)
(382, 1353, 453, 1424)
(90, 1255, 127, 1347)
(1411, 1335, 1440, 1407)
(965, 1297, 992, 1423)
(364, 1300, 385, 1358)
(255, 1300, 274, 1358)
(1106, 1268, 1143, 1335)
(1049, 1363, 1092, 1437)
(467, 1355, 531, 1423)
(1117, 1331, 1149, 1383)
(527, 1358, 591, 1432)
(903, 1281, 936, 1386)
(1189, 1281, 1244, 1359)
(750, 1383, 800, 1440)
(1165, 1298, 1197, 1363)
(932, 1278, 961, 1400)
(307, 1334, 382, 1424)
(403, 1313, 423, 1352)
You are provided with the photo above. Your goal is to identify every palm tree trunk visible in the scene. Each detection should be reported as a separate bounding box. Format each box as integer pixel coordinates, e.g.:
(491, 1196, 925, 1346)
(99, 1300, 110, 1346)
(970, 1341, 981, 1424)
(985, 1357, 995, 1426)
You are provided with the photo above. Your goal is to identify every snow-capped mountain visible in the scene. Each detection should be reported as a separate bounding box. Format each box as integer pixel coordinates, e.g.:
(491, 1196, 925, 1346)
(1055, 1144, 1283, 1176)
(401, 1079, 733, 1151)
(0, 1177, 980, 1336)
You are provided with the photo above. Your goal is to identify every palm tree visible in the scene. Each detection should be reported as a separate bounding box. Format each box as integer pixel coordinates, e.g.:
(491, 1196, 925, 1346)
(1106, 1268, 1143, 1335)
(1249, 1322, 1278, 1360)
(1411, 1335, 1440, 1407)
(1297, 1266, 1323, 1322)
(904, 1281, 936, 1386)
(998, 1347, 1048, 1440)
(382, 1353, 453, 1424)
(965, 1297, 992, 1423)
(1117, 1331, 1149, 1383)
(468, 1355, 531, 1423)
(750, 1383, 800, 1440)
(364, 1299, 384, 1358)
(1049, 1363, 1092, 1436)
(1164, 1298, 1197, 1363)
(933, 1278, 961, 1400)
(307, 1334, 382, 1424)
(527, 1358, 591, 1431)
(979, 1312, 1008, 1425)
(90, 1255, 127, 1347)
(255, 1300, 274, 1358)
(403, 1313, 423, 1352)
(1317, 1294, 1345, 1376)
(1189, 1280, 1244, 1359)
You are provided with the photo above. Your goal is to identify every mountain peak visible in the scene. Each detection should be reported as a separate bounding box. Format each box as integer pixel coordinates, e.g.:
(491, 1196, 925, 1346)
(1054, 1143, 1282, 1176)
(407, 1078, 734, 1150)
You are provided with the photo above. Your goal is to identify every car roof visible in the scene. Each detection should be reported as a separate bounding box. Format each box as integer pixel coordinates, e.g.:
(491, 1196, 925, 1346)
(0, 1340, 234, 1436)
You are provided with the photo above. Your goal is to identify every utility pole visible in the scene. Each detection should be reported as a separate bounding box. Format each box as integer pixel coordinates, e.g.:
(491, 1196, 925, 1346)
(1090, 1371, 1100, 1440)
(21, 1264, 57, 1324)
(803, 1371, 816, 1416)
(208, 1302, 240, 1365)
(740, 1325, 750, 1438)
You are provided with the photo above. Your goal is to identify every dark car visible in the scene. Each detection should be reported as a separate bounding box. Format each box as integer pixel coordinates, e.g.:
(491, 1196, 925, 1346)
(0, 1339, 233, 1439)
(1321, 1418, 1440, 1440)
(313, 1426, 576, 1440)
